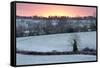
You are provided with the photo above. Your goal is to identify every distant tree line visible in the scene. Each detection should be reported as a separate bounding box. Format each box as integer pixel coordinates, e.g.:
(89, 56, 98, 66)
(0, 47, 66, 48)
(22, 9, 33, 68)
(17, 16, 96, 20)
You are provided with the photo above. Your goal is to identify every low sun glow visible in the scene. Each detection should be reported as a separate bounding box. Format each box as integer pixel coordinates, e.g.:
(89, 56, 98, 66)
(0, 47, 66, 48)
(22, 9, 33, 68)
(16, 3, 96, 17)
(44, 12, 66, 17)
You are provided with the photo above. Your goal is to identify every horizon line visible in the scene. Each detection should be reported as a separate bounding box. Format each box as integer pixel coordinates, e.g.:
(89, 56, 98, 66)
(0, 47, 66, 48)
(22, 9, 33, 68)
(16, 15, 95, 18)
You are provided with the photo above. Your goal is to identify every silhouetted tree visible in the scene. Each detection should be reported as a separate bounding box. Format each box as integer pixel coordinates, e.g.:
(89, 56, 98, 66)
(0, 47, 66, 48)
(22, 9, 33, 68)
(73, 39, 78, 52)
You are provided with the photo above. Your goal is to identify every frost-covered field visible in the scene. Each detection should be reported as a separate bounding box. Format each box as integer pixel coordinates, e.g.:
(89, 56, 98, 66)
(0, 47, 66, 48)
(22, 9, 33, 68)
(16, 54, 96, 65)
(16, 31, 96, 65)
(16, 31, 96, 52)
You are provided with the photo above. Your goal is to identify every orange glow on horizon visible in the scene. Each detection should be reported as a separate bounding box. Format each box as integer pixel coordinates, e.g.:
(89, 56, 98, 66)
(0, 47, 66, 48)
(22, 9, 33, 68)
(16, 3, 96, 17)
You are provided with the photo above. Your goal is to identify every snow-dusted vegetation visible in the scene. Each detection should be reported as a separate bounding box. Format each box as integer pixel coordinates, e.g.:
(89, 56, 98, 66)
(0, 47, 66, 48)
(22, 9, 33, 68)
(16, 16, 96, 37)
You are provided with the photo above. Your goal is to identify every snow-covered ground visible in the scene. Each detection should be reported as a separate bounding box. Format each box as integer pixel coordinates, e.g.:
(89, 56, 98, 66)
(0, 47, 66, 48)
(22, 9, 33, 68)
(16, 31, 96, 65)
(16, 54, 96, 65)
(16, 31, 96, 52)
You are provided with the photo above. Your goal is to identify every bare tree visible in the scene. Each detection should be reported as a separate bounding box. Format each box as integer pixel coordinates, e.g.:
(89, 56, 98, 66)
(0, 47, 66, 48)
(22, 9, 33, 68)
(69, 34, 80, 52)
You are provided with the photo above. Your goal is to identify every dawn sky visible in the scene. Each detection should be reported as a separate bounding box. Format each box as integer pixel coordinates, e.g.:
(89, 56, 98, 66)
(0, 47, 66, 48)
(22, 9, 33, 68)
(16, 3, 96, 17)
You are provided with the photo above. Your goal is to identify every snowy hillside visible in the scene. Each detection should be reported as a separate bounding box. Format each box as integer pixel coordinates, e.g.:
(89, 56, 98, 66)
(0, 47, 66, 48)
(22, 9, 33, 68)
(16, 31, 96, 65)
(16, 31, 96, 52)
